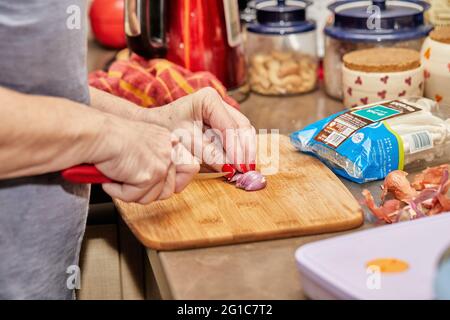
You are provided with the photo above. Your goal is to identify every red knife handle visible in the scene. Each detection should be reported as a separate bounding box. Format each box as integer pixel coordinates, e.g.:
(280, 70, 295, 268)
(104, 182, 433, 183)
(61, 165, 114, 184)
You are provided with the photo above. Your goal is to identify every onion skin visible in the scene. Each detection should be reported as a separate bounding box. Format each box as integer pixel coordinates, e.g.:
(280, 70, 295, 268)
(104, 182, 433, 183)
(234, 171, 267, 191)
(362, 166, 450, 223)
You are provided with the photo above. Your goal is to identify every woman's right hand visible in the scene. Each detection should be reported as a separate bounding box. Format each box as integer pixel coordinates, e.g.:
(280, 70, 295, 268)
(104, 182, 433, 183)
(89, 115, 200, 204)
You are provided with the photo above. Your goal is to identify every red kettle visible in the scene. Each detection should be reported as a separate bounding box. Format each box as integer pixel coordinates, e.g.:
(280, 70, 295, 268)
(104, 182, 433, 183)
(124, 0, 247, 90)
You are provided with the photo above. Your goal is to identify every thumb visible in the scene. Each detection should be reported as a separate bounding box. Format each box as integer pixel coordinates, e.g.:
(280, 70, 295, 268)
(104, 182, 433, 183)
(172, 143, 200, 193)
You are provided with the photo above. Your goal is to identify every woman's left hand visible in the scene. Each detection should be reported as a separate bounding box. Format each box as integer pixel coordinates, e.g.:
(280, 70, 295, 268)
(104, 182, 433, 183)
(137, 87, 257, 175)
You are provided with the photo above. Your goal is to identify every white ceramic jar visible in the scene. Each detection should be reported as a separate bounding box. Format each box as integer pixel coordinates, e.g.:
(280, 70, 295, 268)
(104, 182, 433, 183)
(421, 27, 450, 106)
(342, 48, 424, 108)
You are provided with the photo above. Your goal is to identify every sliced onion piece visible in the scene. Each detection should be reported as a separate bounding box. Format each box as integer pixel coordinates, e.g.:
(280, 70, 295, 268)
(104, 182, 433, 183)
(229, 173, 243, 183)
(234, 171, 267, 191)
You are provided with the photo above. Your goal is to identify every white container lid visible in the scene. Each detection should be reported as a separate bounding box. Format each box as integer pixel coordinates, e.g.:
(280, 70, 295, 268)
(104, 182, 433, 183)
(295, 214, 450, 299)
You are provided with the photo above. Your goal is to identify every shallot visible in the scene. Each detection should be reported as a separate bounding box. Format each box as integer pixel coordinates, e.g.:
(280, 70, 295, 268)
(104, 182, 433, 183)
(229, 173, 242, 183)
(381, 170, 417, 201)
(231, 171, 267, 191)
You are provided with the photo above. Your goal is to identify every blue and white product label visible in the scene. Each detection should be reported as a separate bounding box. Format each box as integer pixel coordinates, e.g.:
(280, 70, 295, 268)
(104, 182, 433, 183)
(290, 100, 421, 183)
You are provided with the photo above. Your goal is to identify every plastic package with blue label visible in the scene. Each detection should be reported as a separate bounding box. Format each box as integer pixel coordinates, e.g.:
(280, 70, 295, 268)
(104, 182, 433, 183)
(290, 98, 450, 183)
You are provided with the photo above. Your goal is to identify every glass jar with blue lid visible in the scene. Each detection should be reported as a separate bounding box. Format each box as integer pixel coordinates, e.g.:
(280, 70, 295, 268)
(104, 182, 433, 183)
(323, 0, 433, 100)
(246, 0, 318, 95)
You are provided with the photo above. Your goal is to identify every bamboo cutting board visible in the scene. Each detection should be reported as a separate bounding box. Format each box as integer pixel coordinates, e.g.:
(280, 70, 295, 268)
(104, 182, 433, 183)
(114, 134, 363, 250)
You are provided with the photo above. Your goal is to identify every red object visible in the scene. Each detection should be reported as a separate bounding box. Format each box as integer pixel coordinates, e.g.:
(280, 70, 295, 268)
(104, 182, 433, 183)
(318, 59, 324, 81)
(90, 0, 127, 49)
(89, 56, 240, 109)
(62, 165, 113, 184)
(62, 164, 238, 184)
(239, 164, 249, 173)
(125, 0, 246, 89)
(221, 164, 236, 180)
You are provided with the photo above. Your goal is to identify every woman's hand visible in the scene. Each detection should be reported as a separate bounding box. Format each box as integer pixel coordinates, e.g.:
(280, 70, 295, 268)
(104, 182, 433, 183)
(137, 87, 257, 174)
(0, 86, 199, 204)
(89, 114, 200, 204)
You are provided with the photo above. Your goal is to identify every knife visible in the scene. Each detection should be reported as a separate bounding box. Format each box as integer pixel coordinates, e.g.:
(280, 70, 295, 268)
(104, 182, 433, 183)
(61, 165, 228, 184)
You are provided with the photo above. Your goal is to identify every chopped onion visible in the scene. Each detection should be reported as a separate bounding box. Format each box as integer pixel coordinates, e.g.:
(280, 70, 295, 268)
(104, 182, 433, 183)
(229, 173, 243, 183)
(234, 171, 267, 191)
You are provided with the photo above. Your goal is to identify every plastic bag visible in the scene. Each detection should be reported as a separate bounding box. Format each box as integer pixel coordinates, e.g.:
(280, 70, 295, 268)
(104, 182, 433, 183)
(290, 97, 450, 183)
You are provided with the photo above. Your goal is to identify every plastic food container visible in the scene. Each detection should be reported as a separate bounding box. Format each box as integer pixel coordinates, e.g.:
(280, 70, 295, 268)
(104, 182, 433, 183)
(342, 48, 424, 108)
(295, 214, 450, 299)
(324, 0, 433, 100)
(421, 26, 450, 107)
(246, 0, 318, 95)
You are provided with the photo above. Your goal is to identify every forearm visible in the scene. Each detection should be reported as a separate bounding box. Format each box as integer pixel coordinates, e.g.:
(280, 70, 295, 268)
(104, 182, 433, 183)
(0, 86, 114, 179)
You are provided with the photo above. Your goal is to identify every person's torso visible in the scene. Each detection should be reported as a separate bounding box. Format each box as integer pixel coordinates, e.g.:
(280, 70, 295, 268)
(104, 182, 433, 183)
(0, 0, 90, 299)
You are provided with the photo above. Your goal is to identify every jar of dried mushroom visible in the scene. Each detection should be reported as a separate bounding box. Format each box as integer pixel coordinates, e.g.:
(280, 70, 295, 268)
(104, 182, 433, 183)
(246, 0, 318, 95)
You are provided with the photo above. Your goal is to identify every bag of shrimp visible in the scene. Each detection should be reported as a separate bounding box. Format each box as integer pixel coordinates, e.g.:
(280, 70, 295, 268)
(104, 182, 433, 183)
(290, 97, 450, 183)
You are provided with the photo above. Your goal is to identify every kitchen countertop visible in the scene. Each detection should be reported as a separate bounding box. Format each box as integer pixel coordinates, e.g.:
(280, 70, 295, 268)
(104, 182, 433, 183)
(148, 89, 381, 300)
(86, 42, 381, 300)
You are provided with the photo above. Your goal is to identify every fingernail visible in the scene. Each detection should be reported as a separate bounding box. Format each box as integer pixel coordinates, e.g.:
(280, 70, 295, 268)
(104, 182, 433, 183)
(221, 164, 236, 179)
(249, 163, 256, 171)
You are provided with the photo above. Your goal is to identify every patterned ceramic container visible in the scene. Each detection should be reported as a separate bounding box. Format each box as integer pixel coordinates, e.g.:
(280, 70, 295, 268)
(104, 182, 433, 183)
(342, 65, 424, 108)
(421, 38, 450, 106)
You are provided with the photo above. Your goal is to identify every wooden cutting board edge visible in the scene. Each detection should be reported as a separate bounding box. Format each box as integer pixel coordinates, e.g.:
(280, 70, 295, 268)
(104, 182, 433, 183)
(114, 185, 364, 251)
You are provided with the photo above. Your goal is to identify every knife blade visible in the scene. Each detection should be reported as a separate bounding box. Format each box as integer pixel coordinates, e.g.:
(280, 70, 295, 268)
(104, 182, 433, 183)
(61, 165, 228, 184)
